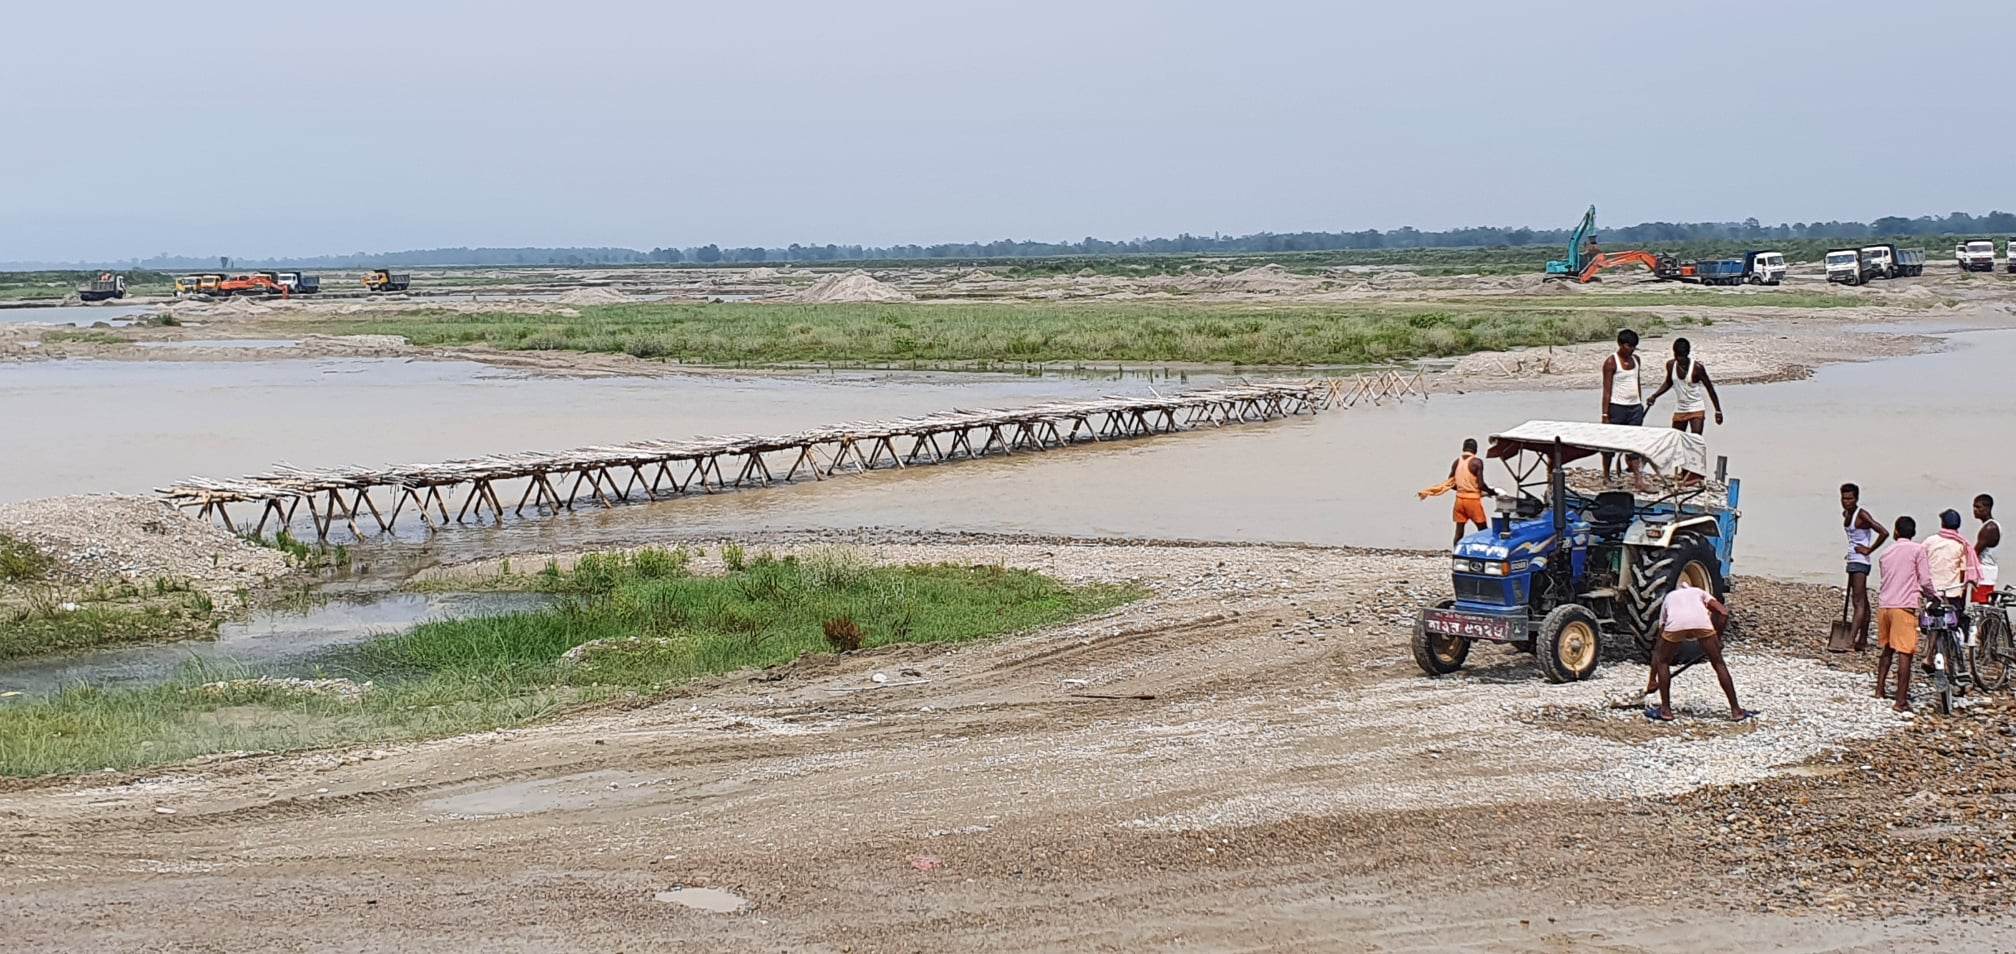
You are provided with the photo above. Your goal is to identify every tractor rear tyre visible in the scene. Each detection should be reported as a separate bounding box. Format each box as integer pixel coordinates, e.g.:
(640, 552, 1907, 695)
(1536, 604, 1602, 684)
(1625, 536, 1726, 653)
(1412, 599, 1470, 677)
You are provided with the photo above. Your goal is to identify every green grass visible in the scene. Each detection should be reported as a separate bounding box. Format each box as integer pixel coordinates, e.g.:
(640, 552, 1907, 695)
(0, 534, 52, 583)
(39, 330, 132, 345)
(0, 548, 1140, 777)
(329, 301, 1650, 367)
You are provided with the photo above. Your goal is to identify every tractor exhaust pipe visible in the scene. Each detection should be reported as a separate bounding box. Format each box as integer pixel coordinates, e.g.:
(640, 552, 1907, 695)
(1551, 439, 1568, 535)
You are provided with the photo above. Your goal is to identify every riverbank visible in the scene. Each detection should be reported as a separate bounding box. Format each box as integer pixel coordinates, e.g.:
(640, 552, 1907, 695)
(0, 545, 1135, 776)
(1, 536, 2007, 951)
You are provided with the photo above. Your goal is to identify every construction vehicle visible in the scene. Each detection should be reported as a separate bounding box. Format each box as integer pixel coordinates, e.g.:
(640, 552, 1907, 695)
(275, 271, 321, 294)
(1861, 244, 1926, 279)
(1741, 250, 1786, 285)
(76, 273, 127, 302)
(2009, 237, 2016, 273)
(173, 276, 203, 296)
(1543, 205, 1600, 279)
(1956, 240, 1996, 272)
(1692, 259, 1747, 286)
(363, 270, 410, 292)
(1825, 248, 1867, 284)
(216, 273, 285, 297)
(1413, 422, 1740, 683)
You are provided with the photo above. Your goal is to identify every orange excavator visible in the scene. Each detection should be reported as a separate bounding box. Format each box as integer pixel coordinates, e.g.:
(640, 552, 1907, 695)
(1577, 250, 1690, 283)
(216, 273, 287, 297)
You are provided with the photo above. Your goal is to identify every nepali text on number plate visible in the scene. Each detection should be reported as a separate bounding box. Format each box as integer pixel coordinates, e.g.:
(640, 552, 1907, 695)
(1424, 610, 1514, 642)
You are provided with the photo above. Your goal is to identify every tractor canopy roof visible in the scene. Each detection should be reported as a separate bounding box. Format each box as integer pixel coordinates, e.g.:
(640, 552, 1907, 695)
(1487, 421, 1708, 477)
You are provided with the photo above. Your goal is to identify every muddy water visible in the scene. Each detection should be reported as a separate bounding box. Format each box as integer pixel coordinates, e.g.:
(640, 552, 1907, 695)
(397, 330, 2016, 585)
(0, 303, 157, 324)
(0, 358, 1190, 502)
(4, 333, 2011, 587)
(0, 592, 550, 697)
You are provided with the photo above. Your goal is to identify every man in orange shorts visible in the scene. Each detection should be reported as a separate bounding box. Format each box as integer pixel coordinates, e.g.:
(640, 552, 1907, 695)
(1876, 515, 1939, 712)
(1419, 438, 1499, 546)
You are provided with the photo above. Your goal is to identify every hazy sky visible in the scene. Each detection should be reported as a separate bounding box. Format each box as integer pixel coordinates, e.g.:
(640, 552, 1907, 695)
(5, 1, 2010, 261)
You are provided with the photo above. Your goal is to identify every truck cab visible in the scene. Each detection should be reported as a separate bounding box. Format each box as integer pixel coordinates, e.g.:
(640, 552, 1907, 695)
(2009, 237, 2016, 273)
(1860, 245, 1896, 279)
(1742, 250, 1785, 285)
(1825, 249, 1862, 284)
(1958, 240, 1996, 272)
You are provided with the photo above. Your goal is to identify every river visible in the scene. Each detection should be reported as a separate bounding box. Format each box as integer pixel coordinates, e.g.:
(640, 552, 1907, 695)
(3, 331, 2012, 585)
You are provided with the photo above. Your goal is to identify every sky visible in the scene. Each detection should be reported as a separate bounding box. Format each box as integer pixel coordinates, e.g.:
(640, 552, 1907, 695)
(4, 0, 2011, 262)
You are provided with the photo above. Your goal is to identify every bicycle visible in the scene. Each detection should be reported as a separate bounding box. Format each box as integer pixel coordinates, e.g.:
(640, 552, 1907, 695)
(1922, 597, 1970, 715)
(1969, 588, 2016, 692)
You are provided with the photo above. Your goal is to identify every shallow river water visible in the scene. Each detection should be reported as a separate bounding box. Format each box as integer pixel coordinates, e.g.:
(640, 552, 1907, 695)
(4, 331, 2013, 587)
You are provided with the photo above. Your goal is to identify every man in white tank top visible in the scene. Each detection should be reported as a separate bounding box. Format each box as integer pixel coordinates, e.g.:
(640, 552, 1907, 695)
(1647, 336, 1725, 434)
(1599, 328, 1647, 488)
(1976, 493, 2001, 603)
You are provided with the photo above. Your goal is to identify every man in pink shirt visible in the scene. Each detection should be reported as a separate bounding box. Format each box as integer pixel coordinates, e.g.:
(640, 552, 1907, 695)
(1876, 515, 1939, 712)
(1645, 579, 1748, 722)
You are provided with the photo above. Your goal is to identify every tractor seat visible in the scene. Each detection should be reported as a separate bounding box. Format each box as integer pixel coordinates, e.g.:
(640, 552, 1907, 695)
(1588, 491, 1636, 535)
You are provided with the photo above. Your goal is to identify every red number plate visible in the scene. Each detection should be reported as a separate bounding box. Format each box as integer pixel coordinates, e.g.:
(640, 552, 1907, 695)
(1423, 609, 1515, 642)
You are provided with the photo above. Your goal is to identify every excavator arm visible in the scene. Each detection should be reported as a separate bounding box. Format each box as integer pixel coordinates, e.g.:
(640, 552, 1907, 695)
(1578, 250, 1663, 283)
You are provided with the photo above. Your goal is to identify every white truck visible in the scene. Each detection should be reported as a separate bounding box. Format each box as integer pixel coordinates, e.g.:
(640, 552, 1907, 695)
(1825, 248, 1864, 284)
(1742, 250, 1786, 285)
(1956, 240, 1996, 272)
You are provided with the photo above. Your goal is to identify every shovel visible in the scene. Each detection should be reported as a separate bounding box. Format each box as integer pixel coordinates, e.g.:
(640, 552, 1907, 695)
(1826, 584, 1856, 653)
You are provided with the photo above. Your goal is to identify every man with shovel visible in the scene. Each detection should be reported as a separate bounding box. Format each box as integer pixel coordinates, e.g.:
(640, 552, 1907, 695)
(1644, 578, 1751, 722)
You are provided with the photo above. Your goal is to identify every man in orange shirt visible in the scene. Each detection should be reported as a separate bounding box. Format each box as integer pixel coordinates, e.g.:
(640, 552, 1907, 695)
(1419, 438, 1499, 546)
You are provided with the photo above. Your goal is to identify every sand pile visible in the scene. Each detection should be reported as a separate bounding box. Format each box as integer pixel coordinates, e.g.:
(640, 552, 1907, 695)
(742, 267, 781, 280)
(554, 287, 630, 305)
(793, 271, 915, 303)
(1212, 264, 1321, 294)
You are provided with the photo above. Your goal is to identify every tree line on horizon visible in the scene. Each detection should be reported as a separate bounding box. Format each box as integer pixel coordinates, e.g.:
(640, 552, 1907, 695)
(30, 209, 2016, 271)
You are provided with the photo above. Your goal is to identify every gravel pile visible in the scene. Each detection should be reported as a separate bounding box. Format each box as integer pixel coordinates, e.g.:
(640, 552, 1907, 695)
(195, 676, 371, 703)
(0, 495, 293, 608)
(1674, 697, 2016, 917)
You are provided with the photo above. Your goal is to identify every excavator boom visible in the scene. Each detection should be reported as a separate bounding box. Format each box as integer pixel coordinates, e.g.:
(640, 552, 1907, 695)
(1577, 250, 1663, 283)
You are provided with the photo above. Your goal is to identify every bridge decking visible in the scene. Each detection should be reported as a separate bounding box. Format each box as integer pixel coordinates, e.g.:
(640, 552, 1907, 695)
(160, 377, 1412, 542)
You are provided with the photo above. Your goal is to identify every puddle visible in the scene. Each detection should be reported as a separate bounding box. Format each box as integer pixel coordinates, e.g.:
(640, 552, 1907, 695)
(653, 887, 751, 913)
(0, 592, 552, 697)
(134, 339, 300, 350)
(421, 769, 661, 817)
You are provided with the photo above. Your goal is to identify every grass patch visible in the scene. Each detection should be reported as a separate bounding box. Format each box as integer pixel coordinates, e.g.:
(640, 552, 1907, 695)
(248, 529, 349, 570)
(0, 534, 53, 583)
(0, 548, 1140, 777)
(40, 330, 132, 345)
(0, 588, 216, 662)
(327, 301, 1648, 367)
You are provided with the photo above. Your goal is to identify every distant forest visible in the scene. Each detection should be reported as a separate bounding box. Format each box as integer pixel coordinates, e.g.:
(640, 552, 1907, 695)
(20, 209, 2016, 270)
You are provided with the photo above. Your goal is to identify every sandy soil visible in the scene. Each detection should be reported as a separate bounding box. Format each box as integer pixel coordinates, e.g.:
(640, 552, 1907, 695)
(6, 540, 2013, 952)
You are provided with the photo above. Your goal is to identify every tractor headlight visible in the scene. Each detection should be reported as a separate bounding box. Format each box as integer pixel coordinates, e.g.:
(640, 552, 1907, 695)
(1454, 558, 1508, 576)
(1481, 561, 1507, 576)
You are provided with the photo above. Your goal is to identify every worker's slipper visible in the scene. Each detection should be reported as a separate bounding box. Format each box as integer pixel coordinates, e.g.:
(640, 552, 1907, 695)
(1733, 710, 1759, 723)
(1642, 707, 1675, 722)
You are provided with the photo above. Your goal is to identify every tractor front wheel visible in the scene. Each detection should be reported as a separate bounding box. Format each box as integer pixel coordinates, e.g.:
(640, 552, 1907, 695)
(1536, 604, 1602, 683)
(1412, 599, 1470, 677)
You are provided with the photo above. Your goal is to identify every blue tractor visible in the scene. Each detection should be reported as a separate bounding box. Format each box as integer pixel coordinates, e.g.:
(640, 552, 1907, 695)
(1412, 422, 1741, 683)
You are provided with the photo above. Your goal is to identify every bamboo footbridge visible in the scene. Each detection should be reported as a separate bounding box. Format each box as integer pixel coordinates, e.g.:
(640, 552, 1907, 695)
(160, 374, 1423, 542)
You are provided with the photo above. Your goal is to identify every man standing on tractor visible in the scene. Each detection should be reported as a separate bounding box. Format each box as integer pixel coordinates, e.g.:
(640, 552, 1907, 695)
(1599, 329, 1649, 490)
(1644, 578, 1748, 722)
(1876, 516, 1938, 712)
(1418, 438, 1499, 546)
(1645, 337, 1724, 434)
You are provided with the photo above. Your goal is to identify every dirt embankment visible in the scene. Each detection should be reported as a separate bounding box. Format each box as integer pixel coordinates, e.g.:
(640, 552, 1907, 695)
(0, 495, 292, 610)
(3, 538, 2009, 951)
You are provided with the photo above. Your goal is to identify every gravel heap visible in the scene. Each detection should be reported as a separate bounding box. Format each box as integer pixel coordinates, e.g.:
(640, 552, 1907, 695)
(195, 676, 371, 703)
(0, 495, 292, 608)
(1675, 697, 2016, 917)
(792, 271, 915, 303)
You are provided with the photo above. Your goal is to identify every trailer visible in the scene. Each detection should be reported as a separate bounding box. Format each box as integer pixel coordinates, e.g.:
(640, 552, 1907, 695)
(1693, 259, 1747, 286)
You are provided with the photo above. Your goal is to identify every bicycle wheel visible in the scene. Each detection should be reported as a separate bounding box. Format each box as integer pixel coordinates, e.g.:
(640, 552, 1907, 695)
(1936, 632, 1957, 714)
(1974, 611, 2014, 691)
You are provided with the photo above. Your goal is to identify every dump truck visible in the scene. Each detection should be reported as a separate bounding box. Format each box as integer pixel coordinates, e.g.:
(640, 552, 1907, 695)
(276, 272, 321, 294)
(1861, 244, 1926, 279)
(2009, 237, 2016, 273)
(363, 270, 410, 292)
(1956, 240, 1996, 272)
(1825, 248, 1866, 284)
(1741, 250, 1786, 285)
(1691, 259, 1747, 286)
(76, 273, 127, 302)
